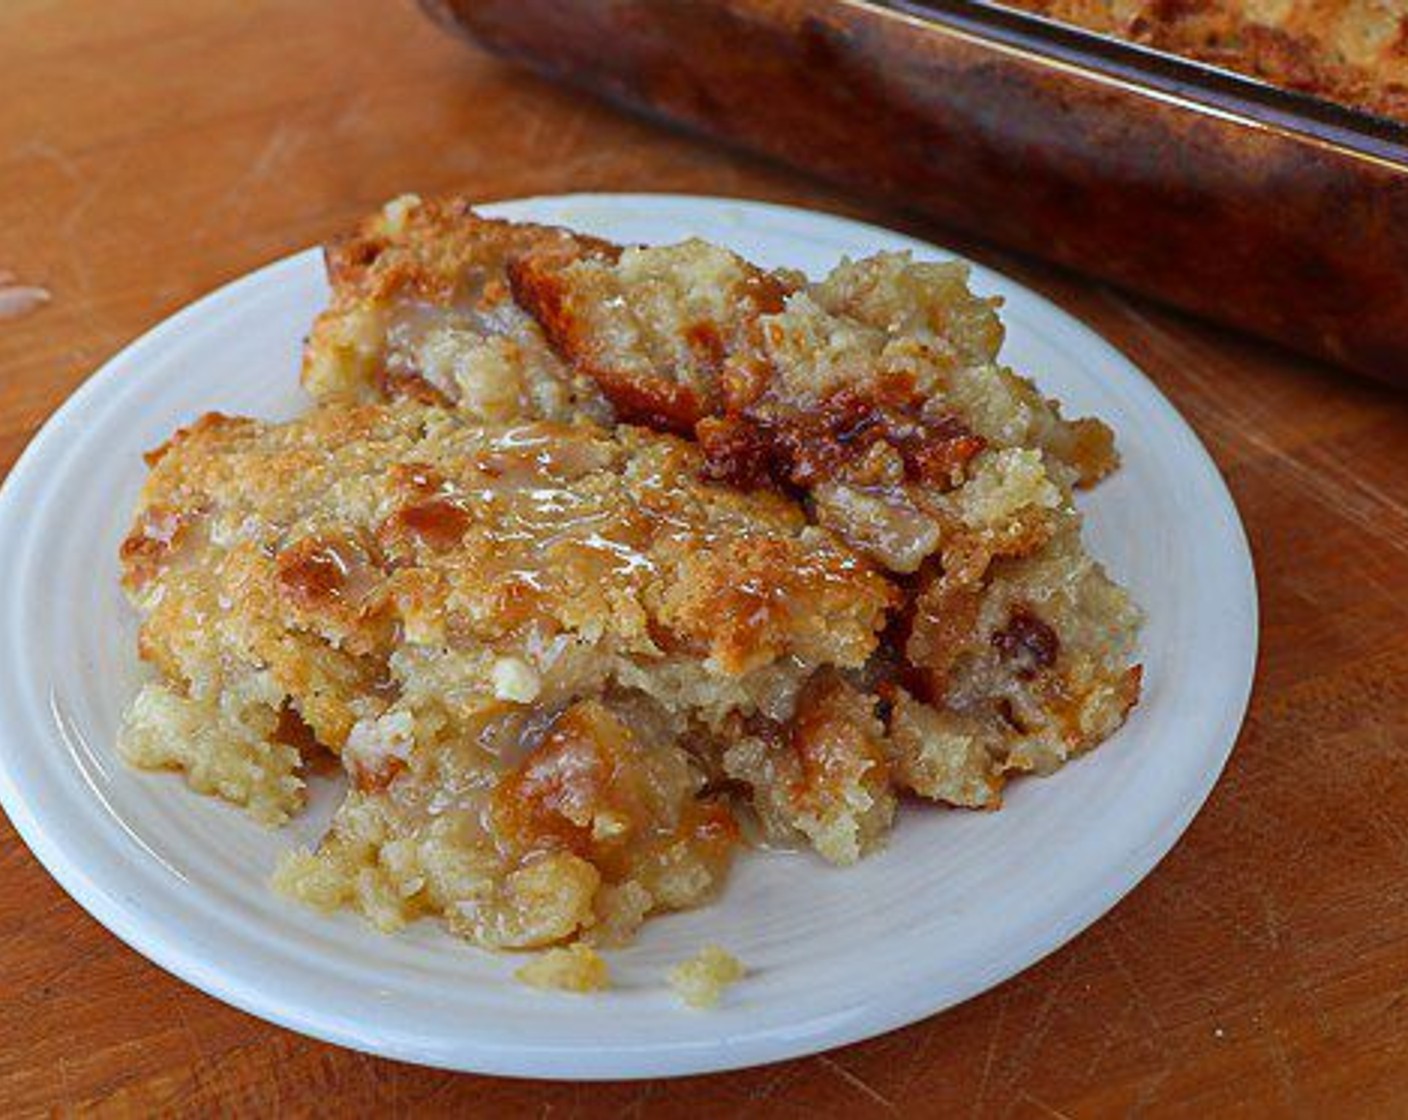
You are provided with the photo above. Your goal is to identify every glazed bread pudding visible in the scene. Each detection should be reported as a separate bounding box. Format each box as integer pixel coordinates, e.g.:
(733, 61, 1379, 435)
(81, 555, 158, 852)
(997, 0, 1408, 122)
(120, 195, 1142, 975)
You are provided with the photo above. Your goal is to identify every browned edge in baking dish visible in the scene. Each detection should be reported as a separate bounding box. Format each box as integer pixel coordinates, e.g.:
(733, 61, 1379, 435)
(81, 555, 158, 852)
(917, 0, 1408, 157)
(424, 0, 1408, 385)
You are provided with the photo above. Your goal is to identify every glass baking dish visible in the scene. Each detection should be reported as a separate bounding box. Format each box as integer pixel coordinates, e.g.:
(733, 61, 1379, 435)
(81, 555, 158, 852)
(425, 0, 1408, 383)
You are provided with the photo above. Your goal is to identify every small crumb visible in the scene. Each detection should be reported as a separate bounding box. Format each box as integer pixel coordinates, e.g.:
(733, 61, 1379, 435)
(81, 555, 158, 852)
(379, 193, 422, 236)
(492, 655, 541, 703)
(667, 945, 744, 1009)
(591, 810, 630, 841)
(514, 943, 610, 993)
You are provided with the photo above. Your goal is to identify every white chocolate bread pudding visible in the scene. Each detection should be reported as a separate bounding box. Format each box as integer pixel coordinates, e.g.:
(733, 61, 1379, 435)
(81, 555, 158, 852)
(119, 195, 1142, 979)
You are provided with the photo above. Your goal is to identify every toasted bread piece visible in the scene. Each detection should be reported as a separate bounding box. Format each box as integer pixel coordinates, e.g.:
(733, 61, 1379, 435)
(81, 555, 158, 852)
(508, 237, 800, 433)
(304, 195, 616, 424)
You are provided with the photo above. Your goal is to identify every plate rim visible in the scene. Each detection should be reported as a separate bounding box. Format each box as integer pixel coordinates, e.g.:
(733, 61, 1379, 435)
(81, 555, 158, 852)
(0, 192, 1258, 1079)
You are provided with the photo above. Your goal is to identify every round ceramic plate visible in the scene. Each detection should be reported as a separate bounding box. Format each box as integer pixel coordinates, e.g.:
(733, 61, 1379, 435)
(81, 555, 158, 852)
(0, 194, 1256, 1079)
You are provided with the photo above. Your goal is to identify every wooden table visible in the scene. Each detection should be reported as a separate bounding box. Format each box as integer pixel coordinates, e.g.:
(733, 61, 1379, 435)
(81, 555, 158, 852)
(3, 1, 1406, 1115)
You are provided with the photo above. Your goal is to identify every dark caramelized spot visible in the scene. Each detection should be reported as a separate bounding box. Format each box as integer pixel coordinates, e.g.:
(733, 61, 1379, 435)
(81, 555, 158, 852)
(698, 386, 986, 492)
(494, 575, 545, 626)
(378, 464, 472, 555)
(646, 615, 704, 656)
(351, 754, 406, 794)
(740, 710, 787, 746)
(385, 497, 470, 552)
(992, 607, 1060, 677)
(905, 417, 989, 484)
(274, 704, 340, 776)
(997, 698, 1027, 733)
(696, 776, 754, 802)
(274, 703, 319, 752)
(376, 368, 451, 407)
(276, 534, 382, 611)
(740, 270, 792, 316)
(277, 547, 344, 604)
(696, 414, 777, 489)
(684, 321, 725, 372)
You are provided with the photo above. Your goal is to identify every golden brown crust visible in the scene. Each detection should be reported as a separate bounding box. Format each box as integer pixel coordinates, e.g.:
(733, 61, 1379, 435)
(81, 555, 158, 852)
(122, 401, 895, 687)
(507, 238, 795, 435)
(121, 398, 900, 948)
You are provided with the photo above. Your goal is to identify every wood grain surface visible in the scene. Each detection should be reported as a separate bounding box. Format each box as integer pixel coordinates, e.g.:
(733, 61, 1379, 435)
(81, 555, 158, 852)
(2, 1, 1406, 1116)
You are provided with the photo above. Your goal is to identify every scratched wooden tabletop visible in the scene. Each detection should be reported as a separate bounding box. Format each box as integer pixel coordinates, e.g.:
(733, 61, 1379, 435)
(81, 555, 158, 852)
(3, 1, 1407, 1115)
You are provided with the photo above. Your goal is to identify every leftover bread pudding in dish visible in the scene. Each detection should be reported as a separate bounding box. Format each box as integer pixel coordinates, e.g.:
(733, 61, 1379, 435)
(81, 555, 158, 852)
(996, 0, 1408, 122)
(119, 195, 1142, 974)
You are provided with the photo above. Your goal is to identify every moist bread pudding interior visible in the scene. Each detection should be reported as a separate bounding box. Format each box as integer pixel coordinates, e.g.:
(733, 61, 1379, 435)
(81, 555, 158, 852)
(120, 195, 1142, 967)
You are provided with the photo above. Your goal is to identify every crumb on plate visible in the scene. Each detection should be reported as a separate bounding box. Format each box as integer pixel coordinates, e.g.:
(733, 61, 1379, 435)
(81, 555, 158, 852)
(515, 943, 610, 993)
(668, 945, 745, 1009)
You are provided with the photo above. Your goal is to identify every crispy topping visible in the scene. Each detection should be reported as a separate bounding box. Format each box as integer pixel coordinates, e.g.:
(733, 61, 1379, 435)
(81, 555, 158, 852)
(699, 387, 985, 493)
(275, 533, 382, 611)
(1001, 0, 1408, 123)
(380, 497, 470, 552)
(584, 367, 704, 435)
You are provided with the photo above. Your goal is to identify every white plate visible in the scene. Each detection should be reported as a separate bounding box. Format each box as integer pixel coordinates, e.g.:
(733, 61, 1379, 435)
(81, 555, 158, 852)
(0, 194, 1256, 1079)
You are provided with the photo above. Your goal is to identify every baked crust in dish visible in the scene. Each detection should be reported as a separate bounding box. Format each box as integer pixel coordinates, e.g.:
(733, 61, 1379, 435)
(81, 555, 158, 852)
(119, 195, 1142, 961)
(996, 0, 1408, 122)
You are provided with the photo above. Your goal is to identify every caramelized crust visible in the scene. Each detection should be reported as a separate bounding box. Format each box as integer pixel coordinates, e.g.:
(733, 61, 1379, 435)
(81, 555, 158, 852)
(496, 216, 1117, 581)
(508, 237, 797, 434)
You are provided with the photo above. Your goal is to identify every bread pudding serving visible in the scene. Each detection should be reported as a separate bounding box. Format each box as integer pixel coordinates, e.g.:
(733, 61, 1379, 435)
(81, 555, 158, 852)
(119, 195, 1141, 980)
